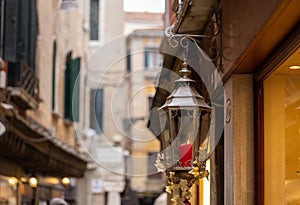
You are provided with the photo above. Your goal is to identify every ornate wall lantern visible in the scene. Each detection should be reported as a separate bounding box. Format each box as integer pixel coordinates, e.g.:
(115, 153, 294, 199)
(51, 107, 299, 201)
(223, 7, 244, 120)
(155, 58, 212, 205)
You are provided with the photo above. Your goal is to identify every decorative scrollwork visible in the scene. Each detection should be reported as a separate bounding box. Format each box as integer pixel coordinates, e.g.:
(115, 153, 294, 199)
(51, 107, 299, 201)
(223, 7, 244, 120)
(165, 9, 231, 73)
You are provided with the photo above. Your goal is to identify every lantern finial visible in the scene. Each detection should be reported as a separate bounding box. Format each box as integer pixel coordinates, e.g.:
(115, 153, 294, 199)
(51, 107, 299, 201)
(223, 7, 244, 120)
(178, 59, 191, 79)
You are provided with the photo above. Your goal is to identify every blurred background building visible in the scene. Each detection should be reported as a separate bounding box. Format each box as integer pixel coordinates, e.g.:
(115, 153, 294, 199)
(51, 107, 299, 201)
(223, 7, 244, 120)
(0, 0, 89, 204)
(1, 0, 300, 205)
(77, 0, 166, 205)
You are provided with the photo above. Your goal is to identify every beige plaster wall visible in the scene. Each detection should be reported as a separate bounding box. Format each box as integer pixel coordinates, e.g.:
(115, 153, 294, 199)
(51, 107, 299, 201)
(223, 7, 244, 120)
(26, 0, 89, 147)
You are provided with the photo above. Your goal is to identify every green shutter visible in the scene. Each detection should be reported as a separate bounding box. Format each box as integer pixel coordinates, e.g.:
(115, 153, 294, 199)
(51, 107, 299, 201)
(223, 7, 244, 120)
(3, 0, 19, 62)
(64, 52, 72, 120)
(71, 58, 80, 121)
(52, 41, 57, 111)
(29, 0, 38, 70)
(3, 0, 37, 66)
(20, 0, 30, 64)
(64, 52, 80, 121)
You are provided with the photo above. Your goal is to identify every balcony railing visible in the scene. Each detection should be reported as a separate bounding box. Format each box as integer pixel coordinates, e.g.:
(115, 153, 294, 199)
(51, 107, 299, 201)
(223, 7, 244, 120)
(7, 61, 39, 110)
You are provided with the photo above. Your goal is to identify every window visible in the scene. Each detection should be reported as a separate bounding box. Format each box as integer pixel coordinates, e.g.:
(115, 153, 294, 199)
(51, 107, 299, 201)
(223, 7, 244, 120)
(144, 47, 162, 70)
(90, 89, 103, 134)
(90, 0, 99, 40)
(0, 177, 16, 205)
(64, 52, 80, 121)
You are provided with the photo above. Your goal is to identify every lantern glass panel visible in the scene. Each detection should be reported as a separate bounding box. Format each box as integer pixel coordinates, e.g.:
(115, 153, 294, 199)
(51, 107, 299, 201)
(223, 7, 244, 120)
(159, 109, 173, 169)
(167, 108, 200, 169)
(198, 111, 211, 161)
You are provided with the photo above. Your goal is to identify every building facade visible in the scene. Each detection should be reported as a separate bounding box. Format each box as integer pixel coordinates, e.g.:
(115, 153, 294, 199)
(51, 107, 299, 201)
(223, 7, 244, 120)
(77, 0, 126, 204)
(126, 29, 165, 204)
(0, 0, 89, 204)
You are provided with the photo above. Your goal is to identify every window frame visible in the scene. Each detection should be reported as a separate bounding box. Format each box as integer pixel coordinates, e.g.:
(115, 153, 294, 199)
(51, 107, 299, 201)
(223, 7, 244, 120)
(254, 25, 300, 204)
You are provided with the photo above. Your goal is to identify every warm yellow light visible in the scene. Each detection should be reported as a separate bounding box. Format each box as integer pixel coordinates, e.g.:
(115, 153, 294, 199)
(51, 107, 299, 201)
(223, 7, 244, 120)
(28, 176, 38, 188)
(44, 177, 59, 185)
(289, 65, 300, 70)
(20, 177, 28, 183)
(202, 160, 210, 205)
(62, 177, 70, 185)
(8, 177, 18, 185)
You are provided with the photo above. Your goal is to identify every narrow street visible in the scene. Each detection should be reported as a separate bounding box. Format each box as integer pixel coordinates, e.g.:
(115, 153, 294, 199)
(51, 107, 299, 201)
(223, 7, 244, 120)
(0, 0, 300, 205)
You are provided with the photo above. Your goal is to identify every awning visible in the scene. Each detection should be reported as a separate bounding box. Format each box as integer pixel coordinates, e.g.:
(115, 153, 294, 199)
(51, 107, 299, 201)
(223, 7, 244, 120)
(0, 103, 87, 177)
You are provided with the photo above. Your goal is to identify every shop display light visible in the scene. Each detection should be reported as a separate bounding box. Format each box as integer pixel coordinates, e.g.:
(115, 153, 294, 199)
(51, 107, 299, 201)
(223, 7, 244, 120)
(62, 177, 70, 186)
(28, 175, 38, 188)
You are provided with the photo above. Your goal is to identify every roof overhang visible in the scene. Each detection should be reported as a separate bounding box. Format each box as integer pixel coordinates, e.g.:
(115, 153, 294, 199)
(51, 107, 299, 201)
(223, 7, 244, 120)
(148, 0, 220, 135)
(173, 0, 218, 34)
(152, 0, 219, 107)
(0, 103, 87, 177)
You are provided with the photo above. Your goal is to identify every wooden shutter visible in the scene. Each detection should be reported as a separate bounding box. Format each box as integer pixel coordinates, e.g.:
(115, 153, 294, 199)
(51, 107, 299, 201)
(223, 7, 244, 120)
(3, 0, 38, 68)
(52, 41, 57, 111)
(3, 0, 20, 62)
(71, 57, 80, 121)
(28, 0, 38, 69)
(64, 52, 80, 122)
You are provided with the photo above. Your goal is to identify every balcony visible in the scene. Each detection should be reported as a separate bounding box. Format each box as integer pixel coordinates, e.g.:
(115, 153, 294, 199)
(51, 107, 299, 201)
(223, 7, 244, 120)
(7, 61, 39, 110)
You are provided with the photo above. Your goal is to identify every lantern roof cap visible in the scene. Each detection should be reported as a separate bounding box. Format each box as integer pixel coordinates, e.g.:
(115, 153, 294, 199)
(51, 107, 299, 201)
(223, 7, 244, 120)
(160, 62, 211, 110)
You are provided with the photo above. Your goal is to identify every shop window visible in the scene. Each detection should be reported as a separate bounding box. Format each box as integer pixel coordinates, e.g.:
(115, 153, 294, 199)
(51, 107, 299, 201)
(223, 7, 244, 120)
(90, 0, 99, 40)
(0, 177, 17, 205)
(198, 160, 210, 205)
(64, 52, 80, 121)
(264, 69, 300, 204)
(90, 89, 103, 134)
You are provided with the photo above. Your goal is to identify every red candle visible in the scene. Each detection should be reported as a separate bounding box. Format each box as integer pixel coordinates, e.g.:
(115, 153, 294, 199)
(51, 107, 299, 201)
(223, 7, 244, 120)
(184, 200, 191, 205)
(178, 143, 192, 167)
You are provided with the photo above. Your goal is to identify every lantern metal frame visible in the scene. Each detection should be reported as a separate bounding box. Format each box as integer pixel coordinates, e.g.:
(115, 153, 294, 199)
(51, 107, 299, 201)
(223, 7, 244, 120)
(154, 9, 224, 203)
(155, 57, 212, 204)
